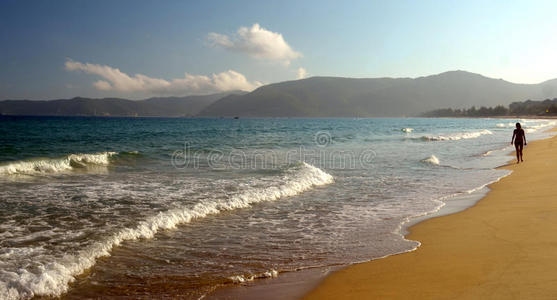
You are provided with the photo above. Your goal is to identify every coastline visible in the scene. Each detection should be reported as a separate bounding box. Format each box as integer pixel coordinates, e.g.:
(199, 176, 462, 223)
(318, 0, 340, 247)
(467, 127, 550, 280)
(303, 128, 557, 299)
(205, 121, 537, 300)
(7, 117, 543, 300)
(207, 187, 496, 300)
(206, 163, 503, 300)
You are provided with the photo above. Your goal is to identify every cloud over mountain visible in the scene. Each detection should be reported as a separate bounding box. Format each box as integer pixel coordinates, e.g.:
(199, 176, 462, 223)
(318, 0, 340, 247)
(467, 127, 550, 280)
(208, 23, 301, 64)
(65, 60, 262, 96)
(297, 67, 308, 79)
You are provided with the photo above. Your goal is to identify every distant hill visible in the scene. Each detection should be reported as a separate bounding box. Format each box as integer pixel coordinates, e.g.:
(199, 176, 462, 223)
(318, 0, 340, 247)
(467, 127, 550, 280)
(0, 92, 245, 117)
(198, 71, 557, 117)
(3, 71, 557, 118)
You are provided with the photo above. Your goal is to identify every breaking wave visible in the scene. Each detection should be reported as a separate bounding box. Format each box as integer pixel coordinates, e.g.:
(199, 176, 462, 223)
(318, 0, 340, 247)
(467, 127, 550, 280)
(525, 121, 556, 133)
(421, 155, 440, 165)
(0, 162, 333, 300)
(418, 129, 493, 141)
(496, 122, 515, 128)
(0, 152, 123, 176)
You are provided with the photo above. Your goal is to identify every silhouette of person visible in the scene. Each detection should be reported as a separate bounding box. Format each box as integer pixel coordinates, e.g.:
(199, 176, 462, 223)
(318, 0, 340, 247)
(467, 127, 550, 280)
(511, 122, 527, 163)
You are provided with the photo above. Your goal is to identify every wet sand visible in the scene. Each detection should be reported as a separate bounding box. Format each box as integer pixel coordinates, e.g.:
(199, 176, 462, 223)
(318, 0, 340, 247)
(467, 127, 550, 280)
(304, 131, 557, 299)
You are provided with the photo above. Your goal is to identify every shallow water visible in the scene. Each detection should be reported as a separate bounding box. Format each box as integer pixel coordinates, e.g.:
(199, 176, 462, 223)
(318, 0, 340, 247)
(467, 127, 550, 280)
(0, 116, 553, 299)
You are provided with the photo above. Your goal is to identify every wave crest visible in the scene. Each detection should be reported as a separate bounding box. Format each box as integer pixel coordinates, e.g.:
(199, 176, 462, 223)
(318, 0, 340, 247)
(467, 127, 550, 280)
(419, 129, 492, 141)
(0, 162, 333, 299)
(0, 152, 120, 176)
(525, 121, 556, 133)
(496, 122, 515, 128)
(421, 155, 440, 165)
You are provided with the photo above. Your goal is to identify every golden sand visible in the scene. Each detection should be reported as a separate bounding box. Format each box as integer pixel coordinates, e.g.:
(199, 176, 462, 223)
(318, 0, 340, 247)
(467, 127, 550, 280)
(304, 132, 557, 299)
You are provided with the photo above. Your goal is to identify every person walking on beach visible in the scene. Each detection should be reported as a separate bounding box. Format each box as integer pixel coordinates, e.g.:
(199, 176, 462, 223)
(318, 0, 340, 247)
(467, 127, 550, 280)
(511, 122, 527, 163)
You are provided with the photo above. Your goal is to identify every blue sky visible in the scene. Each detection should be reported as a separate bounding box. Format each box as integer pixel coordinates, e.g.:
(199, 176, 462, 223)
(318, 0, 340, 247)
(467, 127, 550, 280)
(1, 0, 556, 99)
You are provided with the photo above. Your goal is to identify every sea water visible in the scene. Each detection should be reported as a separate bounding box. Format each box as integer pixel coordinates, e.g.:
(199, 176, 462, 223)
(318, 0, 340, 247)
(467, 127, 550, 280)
(0, 116, 554, 299)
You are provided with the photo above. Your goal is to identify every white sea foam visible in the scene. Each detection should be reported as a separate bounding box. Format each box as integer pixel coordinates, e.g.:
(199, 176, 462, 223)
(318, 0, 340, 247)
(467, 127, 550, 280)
(497, 120, 556, 132)
(402, 128, 413, 133)
(421, 155, 440, 165)
(0, 152, 118, 176)
(228, 269, 279, 284)
(482, 150, 495, 156)
(420, 129, 493, 141)
(496, 122, 515, 128)
(525, 121, 556, 133)
(228, 275, 254, 284)
(0, 162, 332, 300)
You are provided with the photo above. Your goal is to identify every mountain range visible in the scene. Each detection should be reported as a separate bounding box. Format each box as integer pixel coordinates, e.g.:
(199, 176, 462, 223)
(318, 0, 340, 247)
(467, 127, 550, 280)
(2, 71, 557, 117)
(0, 92, 244, 117)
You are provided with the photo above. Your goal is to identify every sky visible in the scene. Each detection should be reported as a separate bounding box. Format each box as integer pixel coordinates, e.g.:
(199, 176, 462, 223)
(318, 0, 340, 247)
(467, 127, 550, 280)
(1, 0, 557, 100)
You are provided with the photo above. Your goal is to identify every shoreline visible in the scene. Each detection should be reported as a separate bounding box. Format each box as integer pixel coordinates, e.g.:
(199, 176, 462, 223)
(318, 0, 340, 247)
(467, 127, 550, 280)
(3, 120, 554, 299)
(206, 123, 546, 300)
(206, 167, 502, 300)
(303, 128, 557, 299)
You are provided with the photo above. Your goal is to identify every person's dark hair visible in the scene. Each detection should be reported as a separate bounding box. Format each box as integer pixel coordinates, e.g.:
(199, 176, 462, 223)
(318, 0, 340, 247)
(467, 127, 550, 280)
(516, 122, 521, 129)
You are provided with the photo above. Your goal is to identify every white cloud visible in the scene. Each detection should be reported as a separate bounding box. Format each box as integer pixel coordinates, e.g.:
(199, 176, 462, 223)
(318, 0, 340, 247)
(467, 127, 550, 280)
(65, 60, 262, 95)
(297, 67, 308, 79)
(208, 23, 302, 64)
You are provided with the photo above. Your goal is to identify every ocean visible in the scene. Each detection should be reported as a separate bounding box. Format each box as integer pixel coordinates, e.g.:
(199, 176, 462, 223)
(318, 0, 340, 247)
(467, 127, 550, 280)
(0, 116, 554, 299)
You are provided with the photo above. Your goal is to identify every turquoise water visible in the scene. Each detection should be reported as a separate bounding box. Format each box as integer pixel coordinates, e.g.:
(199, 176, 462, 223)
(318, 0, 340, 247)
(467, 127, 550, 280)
(0, 116, 554, 299)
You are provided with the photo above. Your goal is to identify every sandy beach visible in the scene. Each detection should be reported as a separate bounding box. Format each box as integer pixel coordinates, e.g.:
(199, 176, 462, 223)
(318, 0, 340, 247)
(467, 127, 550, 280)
(304, 129, 557, 299)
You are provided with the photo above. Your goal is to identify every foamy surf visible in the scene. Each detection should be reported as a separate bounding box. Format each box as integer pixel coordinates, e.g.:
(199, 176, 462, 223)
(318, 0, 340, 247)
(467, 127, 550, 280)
(496, 120, 555, 132)
(525, 121, 556, 133)
(419, 129, 493, 141)
(0, 152, 119, 176)
(5, 117, 555, 300)
(421, 155, 440, 165)
(0, 162, 333, 300)
(228, 269, 279, 284)
(496, 122, 515, 128)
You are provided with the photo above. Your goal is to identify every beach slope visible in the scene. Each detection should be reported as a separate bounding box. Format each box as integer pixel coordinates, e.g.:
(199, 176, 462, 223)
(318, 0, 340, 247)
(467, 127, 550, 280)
(304, 133, 557, 299)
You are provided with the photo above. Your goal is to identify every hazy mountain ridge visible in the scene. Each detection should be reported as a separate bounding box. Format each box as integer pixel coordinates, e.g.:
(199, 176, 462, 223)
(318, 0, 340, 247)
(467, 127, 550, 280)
(0, 92, 246, 117)
(2, 71, 557, 117)
(199, 71, 557, 117)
